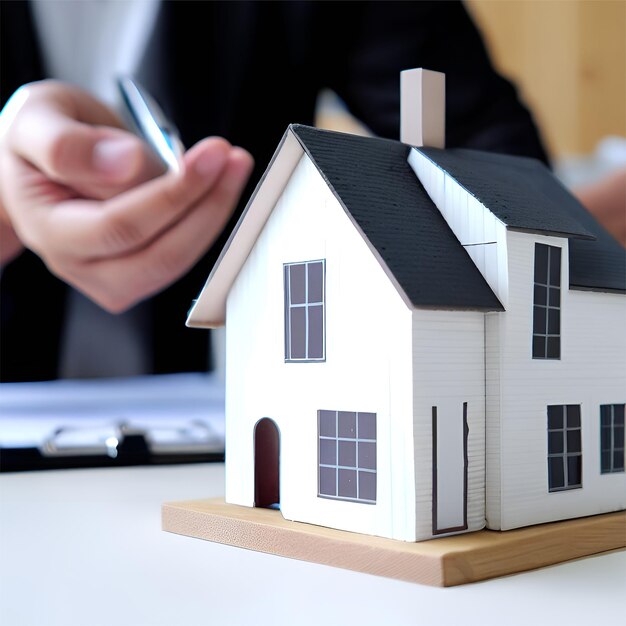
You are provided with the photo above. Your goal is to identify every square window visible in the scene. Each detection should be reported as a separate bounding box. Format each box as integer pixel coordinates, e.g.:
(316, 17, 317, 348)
(358, 413, 376, 439)
(534, 284, 547, 305)
(319, 467, 336, 496)
(358, 471, 376, 501)
(567, 455, 582, 486)
(533, 335, 546, 358)
(319, 439, 336, 465)
(615, 405, 625, 426)
(307, 262, 323, 303)
(319, 410, 336, 437)
(547, 308, 560, 335)
(613, 450, 625, 472)
(549, 287, 560, 307)
(601, 450, 612, 474)
(566, 405, 581, 428)
(307, 304, 324, 360)
(566, 429, 581, 453)
(338, 469, 357, 499)
(318, 411, 337, 437)
(533, 306, 547, 334)
(601, 426, 612, 450)
(338, 411, 356, 438)
(548, 405, 564, 430)
(546, 336, 560, 359)
(289, 307, 306, 359)
(548, 431, 564, 455)
(358, 442, 376, 470)
(549, 456, 565, 490)
(318, 410, 376, 504)
(534, 244, 549, 283)
(549, 247, 561, 286)
(289, 264, 306, 304)
(338, 440, 356, 467)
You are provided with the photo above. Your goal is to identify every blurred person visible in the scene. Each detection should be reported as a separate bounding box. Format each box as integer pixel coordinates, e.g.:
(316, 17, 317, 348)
(575, 168, 626, 247)
(1, 0, 550, 382)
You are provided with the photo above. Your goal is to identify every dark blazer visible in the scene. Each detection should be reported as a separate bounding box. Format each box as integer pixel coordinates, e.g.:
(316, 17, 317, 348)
(0, 1, 548, 381)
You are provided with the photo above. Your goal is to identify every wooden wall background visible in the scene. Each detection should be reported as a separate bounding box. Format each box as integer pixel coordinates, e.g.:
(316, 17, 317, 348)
(317, 1, 626, 159)
(466, 0, 626, 157)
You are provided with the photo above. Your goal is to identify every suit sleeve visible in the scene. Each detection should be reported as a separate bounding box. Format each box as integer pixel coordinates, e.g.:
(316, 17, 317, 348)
(323, 1, 550, 164)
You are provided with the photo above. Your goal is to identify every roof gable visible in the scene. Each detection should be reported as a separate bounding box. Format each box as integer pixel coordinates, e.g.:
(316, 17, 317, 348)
(188, 125, 504, 327)
(418, 147, 593, 239)
(419, 147, 625, 293)
(291, 125, 503, 311)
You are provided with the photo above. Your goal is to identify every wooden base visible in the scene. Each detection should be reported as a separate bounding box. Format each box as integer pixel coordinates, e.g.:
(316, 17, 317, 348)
(162, 498, 626, 587)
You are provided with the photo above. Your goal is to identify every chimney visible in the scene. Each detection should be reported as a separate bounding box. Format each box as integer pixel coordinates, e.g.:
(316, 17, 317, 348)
(400, 68, 445, 148)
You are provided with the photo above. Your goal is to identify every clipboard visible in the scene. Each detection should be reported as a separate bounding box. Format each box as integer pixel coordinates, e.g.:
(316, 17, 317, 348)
(0, 373, 225, 472)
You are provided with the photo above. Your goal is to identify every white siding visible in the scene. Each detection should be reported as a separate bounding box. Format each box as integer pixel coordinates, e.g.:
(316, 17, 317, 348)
(412, 310, 486, 540)
(408, 149, 509, 307)
(485, 312, 502, 529)
(225, 155, 416, 541)
(493, 231, 626, 530)
(409, 146, 626, 530)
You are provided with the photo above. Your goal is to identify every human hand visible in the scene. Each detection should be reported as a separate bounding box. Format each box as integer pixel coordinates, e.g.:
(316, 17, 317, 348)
(0, 81, 254, 312)
(575, 168, 626, 247)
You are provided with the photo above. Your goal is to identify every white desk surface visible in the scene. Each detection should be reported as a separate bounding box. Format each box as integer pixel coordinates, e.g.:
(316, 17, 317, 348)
(1, 463, 624, 626)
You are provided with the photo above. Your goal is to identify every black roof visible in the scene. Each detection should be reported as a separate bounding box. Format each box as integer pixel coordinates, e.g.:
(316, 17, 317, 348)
(290, 125, 503, 310)
(419, 147, 625, 293)
(566, 214, 626, 293)
(418, 147, 593, 239)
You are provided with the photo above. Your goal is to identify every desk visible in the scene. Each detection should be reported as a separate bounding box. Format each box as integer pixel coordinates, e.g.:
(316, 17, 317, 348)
(1, 464, 624, 626)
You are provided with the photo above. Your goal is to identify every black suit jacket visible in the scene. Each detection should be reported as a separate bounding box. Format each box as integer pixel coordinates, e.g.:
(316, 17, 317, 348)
(0, 0, 548, 381)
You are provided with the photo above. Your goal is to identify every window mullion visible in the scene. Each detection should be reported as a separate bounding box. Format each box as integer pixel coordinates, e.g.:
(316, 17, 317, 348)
(304, 262, 309, 359)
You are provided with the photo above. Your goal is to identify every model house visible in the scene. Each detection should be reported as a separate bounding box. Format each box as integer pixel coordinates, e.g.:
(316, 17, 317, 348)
(187, 70, 625, 542)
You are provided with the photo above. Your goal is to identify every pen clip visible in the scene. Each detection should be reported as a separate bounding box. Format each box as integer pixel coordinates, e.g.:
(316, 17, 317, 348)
(116, 76, 184, 173)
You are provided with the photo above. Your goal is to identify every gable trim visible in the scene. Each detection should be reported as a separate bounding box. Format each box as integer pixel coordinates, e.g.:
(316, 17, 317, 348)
(187, 128, 304, 328)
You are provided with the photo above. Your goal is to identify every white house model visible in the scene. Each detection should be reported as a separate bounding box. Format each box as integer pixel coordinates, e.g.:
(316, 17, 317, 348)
(187, 70, 626, 542)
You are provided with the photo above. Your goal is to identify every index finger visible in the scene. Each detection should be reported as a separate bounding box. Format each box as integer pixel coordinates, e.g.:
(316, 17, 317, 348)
(8, 138, 234, 260)
(8, 82, 156, 191)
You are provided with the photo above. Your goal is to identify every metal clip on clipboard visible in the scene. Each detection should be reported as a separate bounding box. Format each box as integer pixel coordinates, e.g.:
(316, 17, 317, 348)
(0, 374, 226, 472)
(30, 421, 223, 469)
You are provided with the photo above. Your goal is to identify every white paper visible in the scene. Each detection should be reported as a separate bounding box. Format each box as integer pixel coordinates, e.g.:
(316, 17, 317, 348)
(0, 373, 225, 450)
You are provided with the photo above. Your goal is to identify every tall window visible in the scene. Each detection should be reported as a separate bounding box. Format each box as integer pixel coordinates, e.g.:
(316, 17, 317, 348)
(533, 243, 561, 359)
(284, 260, 325, 362)
(547, 405, 582, 492)
(318, 410, 376, 503)
(601, 404, 625, 474)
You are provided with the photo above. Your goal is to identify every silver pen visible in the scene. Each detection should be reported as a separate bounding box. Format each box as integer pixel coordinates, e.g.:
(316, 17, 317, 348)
(117, 76, 184, 173)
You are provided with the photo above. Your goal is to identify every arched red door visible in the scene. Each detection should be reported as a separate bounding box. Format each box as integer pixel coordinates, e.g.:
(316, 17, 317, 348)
(254, 418, 280, 508)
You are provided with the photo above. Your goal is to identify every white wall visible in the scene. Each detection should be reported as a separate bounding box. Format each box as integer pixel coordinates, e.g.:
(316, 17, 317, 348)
(412, 310, 486, 540)
(485, 311, 502, 529)
(224, 154, 416, 540)
(490, 231, 626, 530)
(408, 149, 509, 307)
(409, 148, 626, 530)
